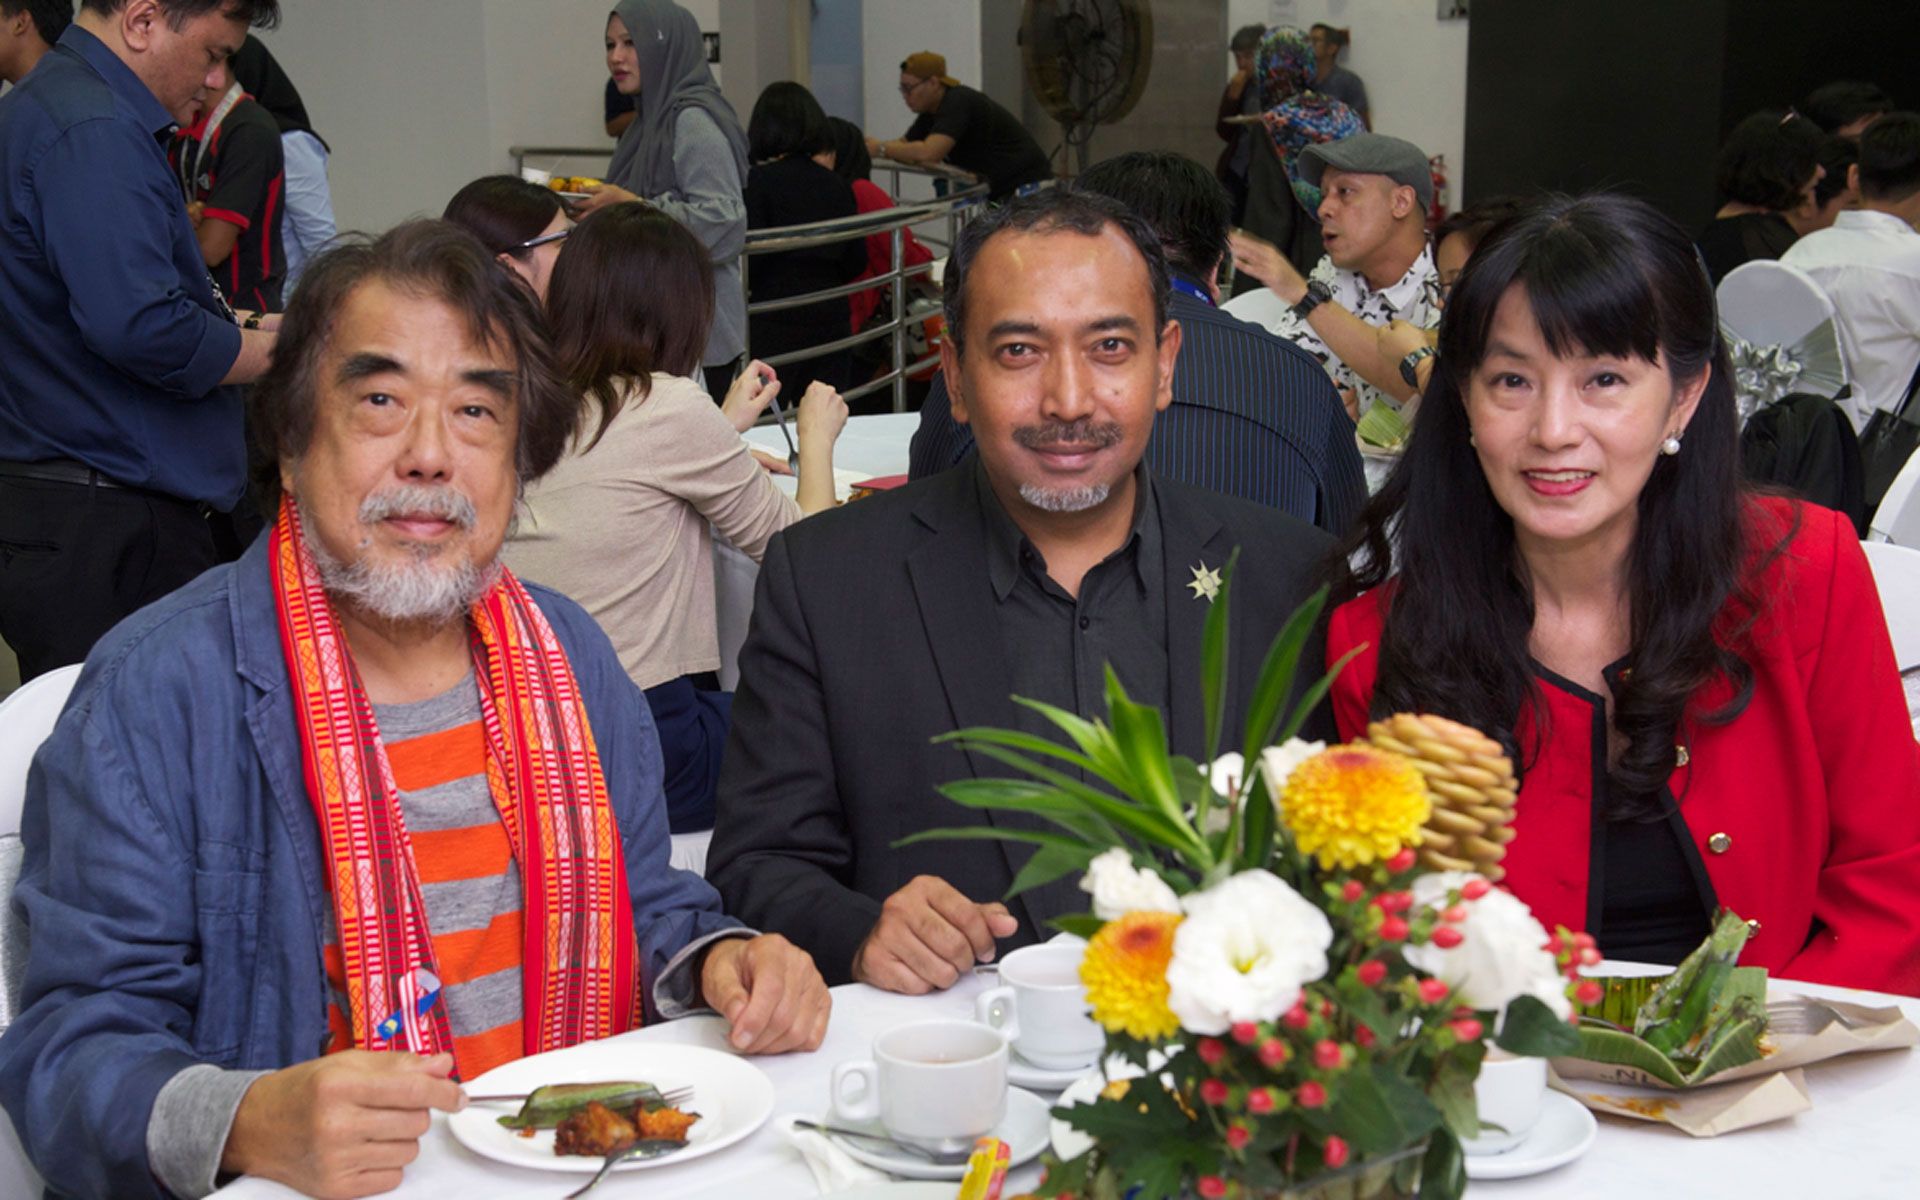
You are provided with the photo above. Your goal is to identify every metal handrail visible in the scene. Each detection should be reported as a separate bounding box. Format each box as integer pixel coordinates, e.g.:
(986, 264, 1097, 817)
(505, 145, 987, 413)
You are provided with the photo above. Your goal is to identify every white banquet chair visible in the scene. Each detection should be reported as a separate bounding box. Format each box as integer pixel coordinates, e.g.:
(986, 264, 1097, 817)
(1869, 445, 1920, 547)
(1862, 542, 1920, 672)
(1716, 260, 1849, 423)
(0, 662, 77, 1199)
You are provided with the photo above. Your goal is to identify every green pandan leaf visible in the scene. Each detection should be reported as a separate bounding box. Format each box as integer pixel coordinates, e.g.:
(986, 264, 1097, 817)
(1493, 993, 1582, 1058)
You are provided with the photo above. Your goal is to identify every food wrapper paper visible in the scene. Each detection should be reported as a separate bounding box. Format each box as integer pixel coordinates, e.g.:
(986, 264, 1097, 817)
(1550, 997, 1917, 1136)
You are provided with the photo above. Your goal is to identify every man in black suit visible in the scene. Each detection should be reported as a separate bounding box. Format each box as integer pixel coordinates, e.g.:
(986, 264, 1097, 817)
(908, 151, 1367, 537)
(707, 189, 1336, 993)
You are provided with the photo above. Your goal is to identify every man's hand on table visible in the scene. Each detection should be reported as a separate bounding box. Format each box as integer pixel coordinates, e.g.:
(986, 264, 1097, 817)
(700, 933, 832, 1054)
(221, 1050, 465, 1200)
(852, 874, 1020, 994)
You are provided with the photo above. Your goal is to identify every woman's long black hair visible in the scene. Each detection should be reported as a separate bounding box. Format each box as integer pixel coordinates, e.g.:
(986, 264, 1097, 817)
(1330, 192, 1779, 820)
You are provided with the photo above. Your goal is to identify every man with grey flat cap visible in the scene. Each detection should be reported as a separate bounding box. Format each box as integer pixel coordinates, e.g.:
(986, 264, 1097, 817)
(1228, 133, 1442, 420)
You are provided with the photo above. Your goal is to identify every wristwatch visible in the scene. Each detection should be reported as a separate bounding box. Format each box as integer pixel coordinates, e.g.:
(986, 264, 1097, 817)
(1289, 279, 1332, 320)
(1398, 345, 1436, 388)
(242, 312, 264, 331)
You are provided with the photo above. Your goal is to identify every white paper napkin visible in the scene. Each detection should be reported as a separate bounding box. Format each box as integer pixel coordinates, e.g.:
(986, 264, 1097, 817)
(777, 1114, 888, 1194)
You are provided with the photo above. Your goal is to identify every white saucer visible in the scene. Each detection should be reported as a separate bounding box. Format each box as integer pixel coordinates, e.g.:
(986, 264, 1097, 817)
(1008, 1049, 1095, 1091)
(825, 1086, 1051, 1181)
(1463, 1091, 1598, 1180)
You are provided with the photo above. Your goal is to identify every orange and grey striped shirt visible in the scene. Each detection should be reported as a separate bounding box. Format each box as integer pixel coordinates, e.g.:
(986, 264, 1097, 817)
(323, 675, 526, 1079)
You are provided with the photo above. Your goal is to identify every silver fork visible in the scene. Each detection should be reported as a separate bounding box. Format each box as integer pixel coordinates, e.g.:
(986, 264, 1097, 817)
(563, 1139, 687, 1198)
(1766, 996, 1862, 1037)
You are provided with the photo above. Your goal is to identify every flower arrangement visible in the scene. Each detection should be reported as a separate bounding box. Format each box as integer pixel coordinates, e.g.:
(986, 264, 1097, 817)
(907, 565, 1592, 1200)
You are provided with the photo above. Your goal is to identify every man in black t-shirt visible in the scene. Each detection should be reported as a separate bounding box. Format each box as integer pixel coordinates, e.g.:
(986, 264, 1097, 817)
(170, 60, 286, 313)
(867, 50, 1050, 201)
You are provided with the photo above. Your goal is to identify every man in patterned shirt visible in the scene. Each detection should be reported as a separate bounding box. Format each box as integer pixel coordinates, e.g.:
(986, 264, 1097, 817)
(1228, 133, 1442, 421)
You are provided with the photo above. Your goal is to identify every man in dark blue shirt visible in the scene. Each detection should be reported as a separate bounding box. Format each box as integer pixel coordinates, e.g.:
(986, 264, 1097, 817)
(909, 152, 1367, 537)
(0, 0, 281, 681)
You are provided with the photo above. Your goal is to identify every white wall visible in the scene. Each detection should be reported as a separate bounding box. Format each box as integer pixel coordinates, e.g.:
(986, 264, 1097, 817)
(259, 0, 726, 234)
(1226, 0, 1470, 204)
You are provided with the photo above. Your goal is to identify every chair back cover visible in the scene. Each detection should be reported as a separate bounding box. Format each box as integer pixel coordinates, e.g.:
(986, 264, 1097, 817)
(1870, 441, 1920, 547)
(1718, 261, 1849, 425)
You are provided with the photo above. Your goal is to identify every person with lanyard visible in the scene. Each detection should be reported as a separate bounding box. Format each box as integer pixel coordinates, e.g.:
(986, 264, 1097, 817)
(0, 0, 282, 684)
(169, 52, 287, 313)
(868, 50, 1052, 202)
(579, 0, 749, 403)
(229, 34, 335, 294)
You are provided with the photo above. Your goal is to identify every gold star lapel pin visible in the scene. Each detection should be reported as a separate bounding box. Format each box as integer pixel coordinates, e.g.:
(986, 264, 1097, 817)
(1188, 562, 1222, 603)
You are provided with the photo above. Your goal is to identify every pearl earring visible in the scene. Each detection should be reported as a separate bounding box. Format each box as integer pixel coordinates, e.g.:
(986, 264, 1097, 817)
(1660, 434, 1682, 456)
(1469, 433, 1477, 447)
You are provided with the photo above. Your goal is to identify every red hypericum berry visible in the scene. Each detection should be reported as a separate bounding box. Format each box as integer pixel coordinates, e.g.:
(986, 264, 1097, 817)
(1200, 1077, 1231, 1106)
(1354, 1024, 1377, 1049)
(1283, 1002, 1312, 1030)
(1340, 879, 1366, 903)
(1226, 1123, 1252, 1150)
(1386, 848, 1417, 873)
(1247, 1086, 1277, 1114)
(1441, 904, 1469, 924)
(1324, 1135, 1351, 1168)
(1356, 959, 1388, 988)
(1297, 1080, 1328, 1109)
(1579, 946, 1603, 967)
(1376, 891, 1413, 914)
(1320, 999, 1337, 1019)
(1461, 878, 1492, 900)
(1198, 1037, 1227, 1065)
(1379, 916, 1410, 942)
(1198, 1176, 1228, 1199)
(1573, 932, 1597, 951)
(1429, 925, 1465, 950)
(1258, 1037, 1291, 1069)
(1574, 979, 1604, 1007)
(1231, 1021, 1260, 1045)
(1449, 1017, 1485, 1042)
(1313, 1039, 1345, 1070)
(1418, 978, 1451, 1005)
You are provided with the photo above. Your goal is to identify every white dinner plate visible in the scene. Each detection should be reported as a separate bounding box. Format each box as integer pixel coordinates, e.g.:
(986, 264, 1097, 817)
(1463, 1090, 1597, 1180)
(825, 1185, 963, 1199)
(448, 1042, 774, 1174)
(825, 1086, 1051, 1181)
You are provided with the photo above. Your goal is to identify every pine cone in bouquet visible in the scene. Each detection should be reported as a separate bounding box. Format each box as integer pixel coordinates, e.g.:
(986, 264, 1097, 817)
(1367, 714, 1518, 880)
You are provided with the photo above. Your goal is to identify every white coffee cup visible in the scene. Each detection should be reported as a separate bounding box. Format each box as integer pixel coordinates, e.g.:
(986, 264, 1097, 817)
(829, 1019, 1009, 1154)
(1463, 1051, 1548, 1155)
(974, 942, 1103, 1071)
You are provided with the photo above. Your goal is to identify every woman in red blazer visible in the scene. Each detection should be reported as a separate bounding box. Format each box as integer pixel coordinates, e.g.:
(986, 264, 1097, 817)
(1325, 193, 1920, 996)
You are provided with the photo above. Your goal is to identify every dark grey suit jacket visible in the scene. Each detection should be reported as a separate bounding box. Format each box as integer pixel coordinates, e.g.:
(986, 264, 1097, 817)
(706, 464, 1337, 983)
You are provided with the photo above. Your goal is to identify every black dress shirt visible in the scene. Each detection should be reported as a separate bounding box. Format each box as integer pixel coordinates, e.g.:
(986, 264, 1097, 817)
(977, 460, 1169, 749)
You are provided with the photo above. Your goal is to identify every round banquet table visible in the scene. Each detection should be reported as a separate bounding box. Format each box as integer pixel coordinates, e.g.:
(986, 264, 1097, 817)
(715, 412, 921, 690)
(209, 968, 1920, 1199)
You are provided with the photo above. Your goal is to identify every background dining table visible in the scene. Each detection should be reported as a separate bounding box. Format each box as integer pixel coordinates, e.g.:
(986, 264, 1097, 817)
(210, 967, 1920, 1199)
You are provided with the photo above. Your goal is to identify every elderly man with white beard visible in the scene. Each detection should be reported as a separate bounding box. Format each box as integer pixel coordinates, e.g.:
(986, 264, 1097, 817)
(0, 221, 830, 1200)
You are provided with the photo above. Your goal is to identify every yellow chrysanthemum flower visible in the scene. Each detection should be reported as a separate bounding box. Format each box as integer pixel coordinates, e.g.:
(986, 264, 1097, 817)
(1081, 911, 1183, 1041)
(1278, 743, 1430, 871)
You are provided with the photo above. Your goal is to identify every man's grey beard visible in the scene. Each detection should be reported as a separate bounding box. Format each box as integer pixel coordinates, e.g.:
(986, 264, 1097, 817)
(299, 486, 497, 626)
(1018, 482, 1113, 513)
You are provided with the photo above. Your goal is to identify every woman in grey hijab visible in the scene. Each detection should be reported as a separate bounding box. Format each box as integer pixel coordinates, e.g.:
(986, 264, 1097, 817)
(582, 0, 750, 397)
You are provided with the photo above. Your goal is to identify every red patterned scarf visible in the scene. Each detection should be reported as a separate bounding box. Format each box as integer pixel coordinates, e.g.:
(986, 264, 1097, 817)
(271, 497, 640, 1061)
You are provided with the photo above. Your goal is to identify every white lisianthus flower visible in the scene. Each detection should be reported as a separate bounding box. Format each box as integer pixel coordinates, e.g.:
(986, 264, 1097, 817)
(1165, 869, 1333, 1034)
(1401, 871, 1573, 1022)
(1207, 752, 1247, 799)
(1257, 738, 1327, 798)
(1080, 847, 1181, 921)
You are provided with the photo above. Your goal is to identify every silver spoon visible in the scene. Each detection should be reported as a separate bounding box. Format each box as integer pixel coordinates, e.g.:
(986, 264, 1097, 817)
(788, 1118, 973, 1165)
(562, 1139, 686, 1198)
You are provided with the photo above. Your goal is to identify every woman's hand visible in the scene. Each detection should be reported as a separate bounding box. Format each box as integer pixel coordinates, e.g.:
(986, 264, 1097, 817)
(573, 182, 640, 216)
(748, 448, 793, 476)
(793, 382, 850, 516)
(1228, 228, 1307, 304)
(721, 359, 781, 433)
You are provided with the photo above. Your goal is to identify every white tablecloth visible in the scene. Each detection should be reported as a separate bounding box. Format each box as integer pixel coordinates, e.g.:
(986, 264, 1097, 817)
(210, 969, 1920, 1199)
(715, 413, 921, 690)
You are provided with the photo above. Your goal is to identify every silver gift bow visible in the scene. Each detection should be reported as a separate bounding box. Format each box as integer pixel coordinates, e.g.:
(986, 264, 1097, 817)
(1723, 318, 1849, 426)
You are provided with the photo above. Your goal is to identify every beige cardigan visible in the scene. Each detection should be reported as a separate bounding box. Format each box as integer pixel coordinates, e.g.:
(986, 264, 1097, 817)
(503, 373, 801, 689)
